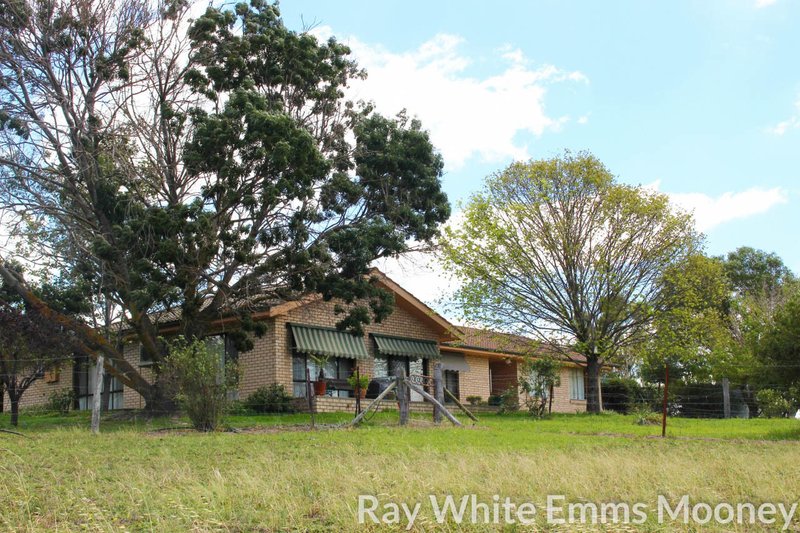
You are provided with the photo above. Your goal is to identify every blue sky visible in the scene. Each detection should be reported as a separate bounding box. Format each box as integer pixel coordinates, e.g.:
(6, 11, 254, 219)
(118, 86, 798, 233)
(279, 0, 800, 300)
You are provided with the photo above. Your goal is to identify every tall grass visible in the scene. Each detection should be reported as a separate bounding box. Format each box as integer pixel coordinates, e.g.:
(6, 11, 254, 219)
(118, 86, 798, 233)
(1, 412, 799, 531)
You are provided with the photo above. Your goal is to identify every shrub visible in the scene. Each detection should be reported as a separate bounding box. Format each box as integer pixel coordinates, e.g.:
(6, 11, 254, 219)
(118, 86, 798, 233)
(487, 395, 501, 406)
(519, 356, 560, 418)
(46, 389, 75, 414)
(497, 387, 519, 414)
(466, 395, 482, 406)
(346, 374, 370, 395)
(601, 376, 641, 414)
(757, 389, 792, 418)
(165, 337, 239, 431)
(245, 384, 296, 414)
(630, 403, 661, 426)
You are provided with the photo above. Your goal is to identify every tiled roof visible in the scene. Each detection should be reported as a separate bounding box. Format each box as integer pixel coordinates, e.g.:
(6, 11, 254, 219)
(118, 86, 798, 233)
(445, 326, 588, 363)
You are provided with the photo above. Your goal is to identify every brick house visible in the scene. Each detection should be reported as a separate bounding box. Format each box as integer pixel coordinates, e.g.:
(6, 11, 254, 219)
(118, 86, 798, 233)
(3, 270, 588, 414)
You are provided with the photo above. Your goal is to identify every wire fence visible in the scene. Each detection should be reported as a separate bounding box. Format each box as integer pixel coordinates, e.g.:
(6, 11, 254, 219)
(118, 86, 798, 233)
(3, 357, 800, 420)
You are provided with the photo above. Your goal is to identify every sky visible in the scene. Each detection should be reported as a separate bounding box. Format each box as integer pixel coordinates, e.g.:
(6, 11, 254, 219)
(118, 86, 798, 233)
(277, 0, 800, 310)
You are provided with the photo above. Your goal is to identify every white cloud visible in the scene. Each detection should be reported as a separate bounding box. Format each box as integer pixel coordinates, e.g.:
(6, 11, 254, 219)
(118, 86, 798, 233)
(314, 28, 587, 169)
(755, 0, 778, 8)
(646, 180, 788, 232)
(767, 95, 800, 136)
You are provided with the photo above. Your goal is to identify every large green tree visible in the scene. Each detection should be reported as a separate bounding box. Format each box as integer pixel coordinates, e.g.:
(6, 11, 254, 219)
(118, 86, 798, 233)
(638, 254, 739, 383)
(0, 0, 449, 409)
(440, 152, 698, 413)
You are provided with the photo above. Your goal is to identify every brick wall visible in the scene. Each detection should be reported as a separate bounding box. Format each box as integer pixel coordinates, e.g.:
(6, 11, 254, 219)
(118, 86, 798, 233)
(302, 396, 437, 415)
(457, 355, 491, 402)
(270, 298, 444, 401)
(518, 365, 587, 414)
(2, 362, 74, 411)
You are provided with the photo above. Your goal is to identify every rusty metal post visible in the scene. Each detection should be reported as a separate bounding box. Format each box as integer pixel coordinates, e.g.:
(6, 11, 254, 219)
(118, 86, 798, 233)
(661, 364, 669, 438)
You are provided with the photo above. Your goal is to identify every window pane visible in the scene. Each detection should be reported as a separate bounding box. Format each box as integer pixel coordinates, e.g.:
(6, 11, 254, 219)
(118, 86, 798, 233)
(338, 358, 354, 379)
(204, 335, 226, 363)
(373, 356, 388, 378)
(292, 356, 306, 381)
(323, 359, 337, 379)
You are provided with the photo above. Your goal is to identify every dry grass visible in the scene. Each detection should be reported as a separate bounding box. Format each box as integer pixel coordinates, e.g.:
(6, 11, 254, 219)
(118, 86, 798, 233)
(1, 412, 799, 531)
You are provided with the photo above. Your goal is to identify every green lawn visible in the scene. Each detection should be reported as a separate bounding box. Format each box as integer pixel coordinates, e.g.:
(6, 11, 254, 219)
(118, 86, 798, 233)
(2, 410, 799, 531)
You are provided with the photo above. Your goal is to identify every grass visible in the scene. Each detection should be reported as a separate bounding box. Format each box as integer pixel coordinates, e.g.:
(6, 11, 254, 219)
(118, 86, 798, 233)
(2, 409, 799, 531)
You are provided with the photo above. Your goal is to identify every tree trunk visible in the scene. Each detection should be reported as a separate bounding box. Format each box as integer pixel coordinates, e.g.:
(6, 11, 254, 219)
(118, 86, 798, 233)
(585, 357, 601, 414)
(146, 377, 178, 414)
(10, 396, 19, 427)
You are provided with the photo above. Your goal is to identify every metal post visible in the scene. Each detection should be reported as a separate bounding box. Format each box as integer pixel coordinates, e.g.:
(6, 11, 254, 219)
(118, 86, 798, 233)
(722, 377, 731, 419)
(355, 367, 362, 416)
(91, 356, 105, 434)
(306, 367, 315, 429)
(396, 367, 409, 426)
(661, 364, 669, 438)
(433, 363, 444, 424)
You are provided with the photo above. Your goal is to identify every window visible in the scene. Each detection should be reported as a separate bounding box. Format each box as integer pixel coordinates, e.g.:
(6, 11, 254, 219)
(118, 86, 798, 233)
(74, 356, 124, 410)
(139, 344, 153, 366)
(526, 370, 549, 399)
(444, 370, 460, 402)
(570, 367, 586, 401)
(204, 335, 239, 400)
(292, 355, 355, 398)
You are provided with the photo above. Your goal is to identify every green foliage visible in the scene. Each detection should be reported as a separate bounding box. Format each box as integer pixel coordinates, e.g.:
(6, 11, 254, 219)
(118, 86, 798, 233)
(165, 337, 239, 431)
(519, 356, 561, 418)
(46, 389, 75, 415)
(244, 385, 296, 414)
(440, 151, 699, 413)
(602, 376, 644, 414)
(466, 395, 482, 406)
(0, 0, 450, 409)
(630, 403, 661, 426)
(346, 373, 369, 392)
(756, 389, 792, 418)
(639, 254, 737, 383)
(496, 387, 520, 414)
(756, 285, 800, 389)
(723, 246, 795, 298)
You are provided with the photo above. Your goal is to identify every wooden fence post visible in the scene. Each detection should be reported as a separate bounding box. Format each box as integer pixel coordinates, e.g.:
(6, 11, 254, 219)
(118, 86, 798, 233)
(433, 363, 444, 424)
(91, 356, 105, 434)
(396, 367, 409, 426)
(722, 377, 731, 419)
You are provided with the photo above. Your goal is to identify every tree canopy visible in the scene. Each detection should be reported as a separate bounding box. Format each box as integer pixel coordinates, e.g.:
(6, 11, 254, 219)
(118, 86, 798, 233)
(440, 151, 699, 413)
(0, 0, 450, 409)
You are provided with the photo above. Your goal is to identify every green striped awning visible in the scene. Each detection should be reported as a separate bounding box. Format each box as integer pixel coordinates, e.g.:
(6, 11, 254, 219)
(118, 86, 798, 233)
(289, 324, 369, 360)
(372, 334, 440, 359)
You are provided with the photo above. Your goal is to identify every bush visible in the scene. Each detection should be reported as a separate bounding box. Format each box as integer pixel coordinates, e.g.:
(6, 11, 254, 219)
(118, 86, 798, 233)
(757, 389, 792, 418)
(466, 395, 482, 406)
(630, 403, 661, 426)
(497, 387, 519, 414)
(46, 389, 75, 414)
(487, 395, 501, 406)
(165, 337, 239, 431)
(602, 376, 641, 414)
(245, 384, 296, 414)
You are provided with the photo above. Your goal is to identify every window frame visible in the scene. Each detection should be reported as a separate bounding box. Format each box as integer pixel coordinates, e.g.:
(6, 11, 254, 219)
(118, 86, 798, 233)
(291, 353, 356, 398)
(570, 367, 586, 401)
